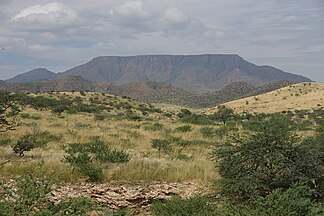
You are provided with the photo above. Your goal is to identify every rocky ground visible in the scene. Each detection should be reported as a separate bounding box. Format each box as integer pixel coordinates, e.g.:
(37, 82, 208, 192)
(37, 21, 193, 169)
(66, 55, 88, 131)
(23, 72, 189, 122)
(2, 178, 209, 215)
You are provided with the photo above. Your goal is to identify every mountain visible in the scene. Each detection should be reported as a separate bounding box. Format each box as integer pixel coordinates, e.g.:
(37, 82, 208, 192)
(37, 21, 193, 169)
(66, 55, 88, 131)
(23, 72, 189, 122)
(6, 68, 56, 83)
(0, 80, 6, 86)
(58, 54, 311, 92)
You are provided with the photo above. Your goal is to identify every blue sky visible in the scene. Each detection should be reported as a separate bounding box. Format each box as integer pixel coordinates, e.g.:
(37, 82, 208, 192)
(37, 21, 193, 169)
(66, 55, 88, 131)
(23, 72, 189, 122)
(0, 0, 323, 82)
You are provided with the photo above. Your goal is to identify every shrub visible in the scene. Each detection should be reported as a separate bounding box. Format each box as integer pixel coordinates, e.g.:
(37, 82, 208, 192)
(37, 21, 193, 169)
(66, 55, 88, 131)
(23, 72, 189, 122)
(211, 114, 324, 201)
(62, 138, 130, 182)
(0, 138, 11, 147)
(12, 131, 60, 156)
(175, 125, 192, 132)
(0, 173, 126, 215)
(180, 114, 214, 125)
(200, 127, 215, 137)
(151, 139, 172, 156)
(218, 184, 324, 215)
(144, 123, 164, 131)
(151, 196, 217, 216)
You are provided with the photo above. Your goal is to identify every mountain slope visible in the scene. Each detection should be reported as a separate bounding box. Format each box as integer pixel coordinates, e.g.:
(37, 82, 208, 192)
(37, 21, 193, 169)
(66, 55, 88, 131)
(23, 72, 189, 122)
(209, 82, 324, 113)
(59, 54, 310, 92)
(1, 76, 295, 108)
(6, 68, 56, 83)
(0, 80, 6, 86)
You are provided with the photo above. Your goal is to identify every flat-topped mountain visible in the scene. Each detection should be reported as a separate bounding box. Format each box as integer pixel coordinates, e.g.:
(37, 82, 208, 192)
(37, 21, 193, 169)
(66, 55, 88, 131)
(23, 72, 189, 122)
(59, 54, 310, 92)
(6, 68, 56, 83)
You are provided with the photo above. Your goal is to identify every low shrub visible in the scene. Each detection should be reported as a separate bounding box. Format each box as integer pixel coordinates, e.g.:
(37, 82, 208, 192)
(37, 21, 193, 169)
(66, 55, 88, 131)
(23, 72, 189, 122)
(151, 139, 172, 156)
(175, 125, 192, 132)
(151, 196, 217, 216)
(62, 138, 130, 182)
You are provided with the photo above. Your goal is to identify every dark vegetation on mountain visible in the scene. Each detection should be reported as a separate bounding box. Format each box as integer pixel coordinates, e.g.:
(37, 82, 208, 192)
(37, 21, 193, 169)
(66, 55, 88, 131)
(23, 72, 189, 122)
(6, 68, 56, 83)
(5, 54, 311, 92)
(0, 76, 294, 108)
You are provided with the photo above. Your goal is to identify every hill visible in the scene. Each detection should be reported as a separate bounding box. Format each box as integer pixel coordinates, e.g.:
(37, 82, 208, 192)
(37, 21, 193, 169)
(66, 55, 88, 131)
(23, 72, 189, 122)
(1, 76, 295, 108)
(0, 80, 6, 86)
(59, 54, 310, 92)
(208, 82, 324, 113)
(6, 68, 56, 83)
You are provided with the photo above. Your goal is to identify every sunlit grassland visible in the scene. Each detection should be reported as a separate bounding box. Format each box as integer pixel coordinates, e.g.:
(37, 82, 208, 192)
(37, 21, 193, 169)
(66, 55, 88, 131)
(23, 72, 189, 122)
(0, 93, 221, 186)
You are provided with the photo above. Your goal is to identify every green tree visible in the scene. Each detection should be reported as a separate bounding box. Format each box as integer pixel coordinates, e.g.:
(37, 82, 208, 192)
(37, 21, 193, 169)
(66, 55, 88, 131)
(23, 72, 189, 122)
(212, 105, 234, 124)
(212, 114, 324, 201)
(0, 90, 20, 132)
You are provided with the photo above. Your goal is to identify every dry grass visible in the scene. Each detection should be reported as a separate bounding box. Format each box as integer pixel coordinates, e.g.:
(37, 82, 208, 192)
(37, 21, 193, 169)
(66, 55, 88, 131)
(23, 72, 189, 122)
(0, 94, 219, 186)
(207, 82, 324, 114)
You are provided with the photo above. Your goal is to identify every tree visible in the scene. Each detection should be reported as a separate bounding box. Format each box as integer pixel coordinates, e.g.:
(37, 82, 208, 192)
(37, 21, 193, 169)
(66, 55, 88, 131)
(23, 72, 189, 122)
(212, 114, 324, 201)
(212, 105, 234, 124)
(0, 90, 20, 132)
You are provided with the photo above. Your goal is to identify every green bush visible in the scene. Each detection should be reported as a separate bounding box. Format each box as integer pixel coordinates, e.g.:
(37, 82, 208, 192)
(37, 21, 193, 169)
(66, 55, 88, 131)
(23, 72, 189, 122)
(180, 114, 214, 125)
(0, 138, 11, 147)
(12, 131, 60, 156)
(211, 114, 324, 201)
(151, 196, 217, 216)
(0, 173, 127, 215)
(144, 123, 164, 131)
(62, 138, 130, 182)
(200, 127, 215, 137)
(175, 125, 192, 132)
(217, 184, 324, 216)
(151, 139, 172, 156)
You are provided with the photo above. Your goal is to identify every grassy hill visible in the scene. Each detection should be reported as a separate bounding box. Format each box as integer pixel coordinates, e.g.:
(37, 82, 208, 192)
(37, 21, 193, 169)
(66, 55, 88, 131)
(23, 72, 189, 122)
(1, 88, 322, 214)
(208, 82, 324, 114)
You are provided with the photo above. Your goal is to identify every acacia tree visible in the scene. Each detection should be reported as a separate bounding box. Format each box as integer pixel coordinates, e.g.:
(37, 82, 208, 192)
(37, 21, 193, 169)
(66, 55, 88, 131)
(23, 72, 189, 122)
(212, 105, 234, 124)
(0, 90, 20, 132)
(212, 114, 324, 201)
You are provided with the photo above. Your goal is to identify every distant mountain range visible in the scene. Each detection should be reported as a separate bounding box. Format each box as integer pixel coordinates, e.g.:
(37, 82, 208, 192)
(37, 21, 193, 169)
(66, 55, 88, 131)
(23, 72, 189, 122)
(1, 76, 295, 108)
(5, 54, 311, 92)
(6, 68, 56, 84)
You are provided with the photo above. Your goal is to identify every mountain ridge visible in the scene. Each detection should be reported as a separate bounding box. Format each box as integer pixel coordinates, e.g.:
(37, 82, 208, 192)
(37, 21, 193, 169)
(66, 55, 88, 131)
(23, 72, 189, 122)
(5, 54, 311, 91)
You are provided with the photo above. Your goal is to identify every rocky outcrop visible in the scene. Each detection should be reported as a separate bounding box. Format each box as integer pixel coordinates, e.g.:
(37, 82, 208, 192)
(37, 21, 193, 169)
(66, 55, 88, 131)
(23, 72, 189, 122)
(49, 182, 206, 215)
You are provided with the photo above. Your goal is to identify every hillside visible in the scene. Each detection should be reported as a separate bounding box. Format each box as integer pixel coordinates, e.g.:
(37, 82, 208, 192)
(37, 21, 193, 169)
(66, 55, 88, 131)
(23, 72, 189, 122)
(1, 77, 294, 108)
(6, 68, 56, 83)
(208, 82, 324, 113)
(0, 80, 5, 86)
(59, 54, 310, 92)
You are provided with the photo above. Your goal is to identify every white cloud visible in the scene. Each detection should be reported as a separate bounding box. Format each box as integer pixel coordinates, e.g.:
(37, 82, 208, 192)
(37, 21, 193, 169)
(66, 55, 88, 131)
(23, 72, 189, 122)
(110, 1, 149, 19)
(161, 7, 188, 24)
(11, 2, 78, 30)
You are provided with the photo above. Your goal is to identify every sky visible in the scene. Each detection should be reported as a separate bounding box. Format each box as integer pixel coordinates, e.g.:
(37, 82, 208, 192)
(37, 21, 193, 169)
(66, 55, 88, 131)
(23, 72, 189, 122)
(0, 0, 323, 82)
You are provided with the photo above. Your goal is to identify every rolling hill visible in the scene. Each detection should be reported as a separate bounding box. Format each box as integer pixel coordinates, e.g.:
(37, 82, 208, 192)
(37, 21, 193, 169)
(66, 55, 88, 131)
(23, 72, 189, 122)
(208, 82, 324, 114)
(1, 76, 295, 108)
